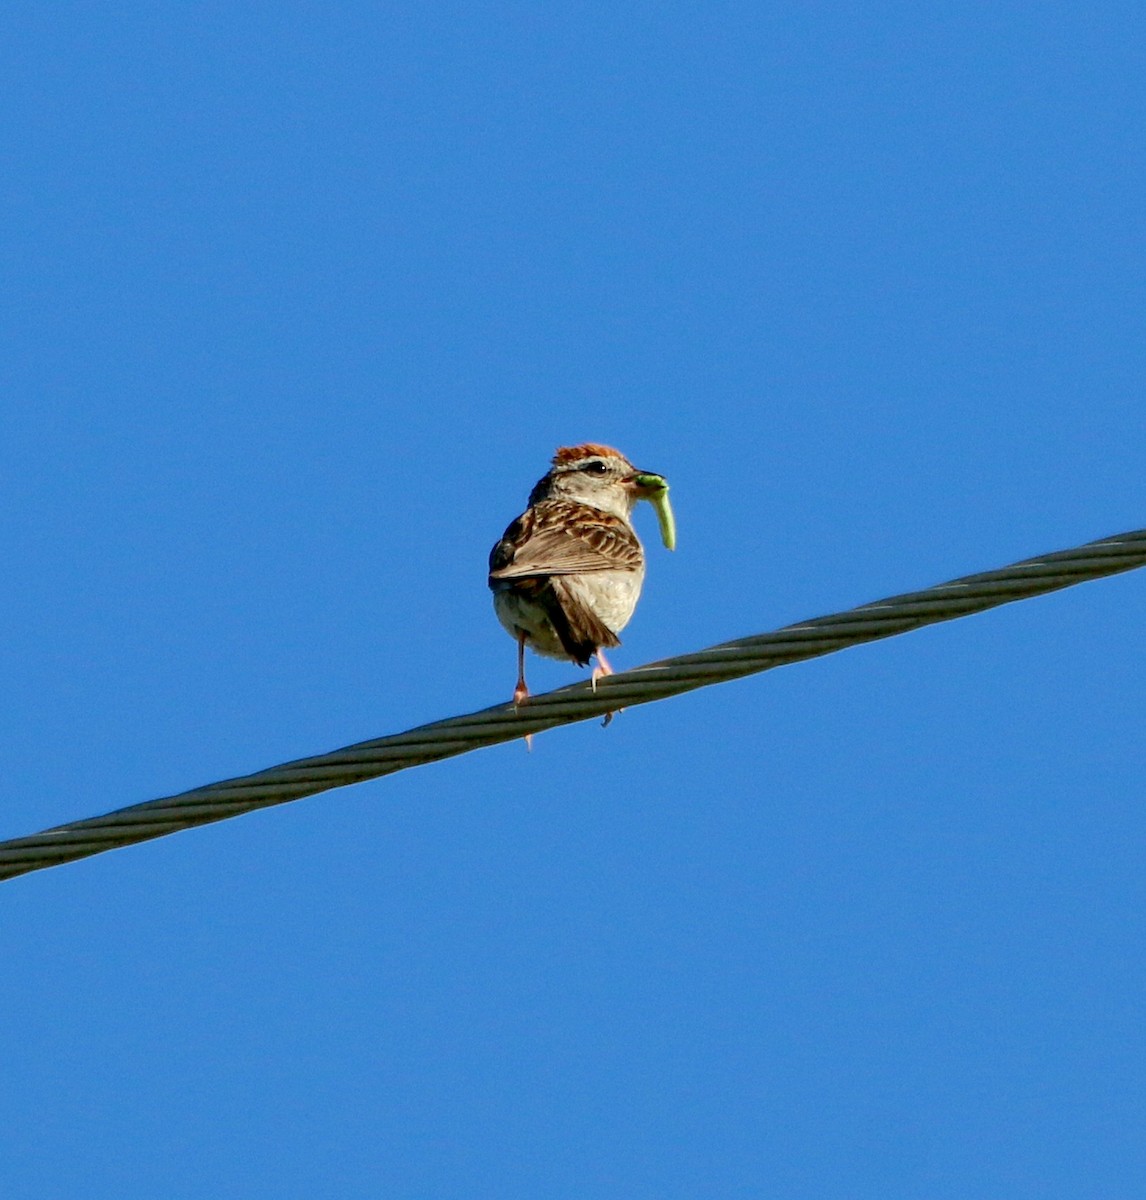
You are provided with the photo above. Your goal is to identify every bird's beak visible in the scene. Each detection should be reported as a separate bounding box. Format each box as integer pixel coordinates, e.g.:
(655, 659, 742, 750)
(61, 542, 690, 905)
(625, 471, 676, 551)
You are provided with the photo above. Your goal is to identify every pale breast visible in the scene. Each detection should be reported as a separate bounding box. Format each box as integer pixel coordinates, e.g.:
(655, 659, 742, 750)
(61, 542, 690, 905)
(560, 567, 645, 635)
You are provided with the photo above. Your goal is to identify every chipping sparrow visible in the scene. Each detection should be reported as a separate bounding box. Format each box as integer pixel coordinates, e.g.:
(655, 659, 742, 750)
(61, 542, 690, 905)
(489, 443, 675, 708)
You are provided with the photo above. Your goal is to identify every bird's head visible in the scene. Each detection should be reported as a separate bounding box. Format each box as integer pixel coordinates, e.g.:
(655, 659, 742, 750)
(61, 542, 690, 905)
(529, 444, 676, 549)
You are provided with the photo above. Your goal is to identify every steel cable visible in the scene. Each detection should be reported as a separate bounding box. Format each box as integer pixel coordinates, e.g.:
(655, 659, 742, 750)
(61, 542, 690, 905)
(1, 526, 1143, 882)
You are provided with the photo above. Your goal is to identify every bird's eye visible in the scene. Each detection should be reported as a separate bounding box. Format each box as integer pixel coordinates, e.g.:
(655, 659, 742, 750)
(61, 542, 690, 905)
(580, 460, 608, 474)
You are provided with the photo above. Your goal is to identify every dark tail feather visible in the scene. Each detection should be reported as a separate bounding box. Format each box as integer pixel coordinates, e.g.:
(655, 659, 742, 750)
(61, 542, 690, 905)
(546, 578, 621, 666)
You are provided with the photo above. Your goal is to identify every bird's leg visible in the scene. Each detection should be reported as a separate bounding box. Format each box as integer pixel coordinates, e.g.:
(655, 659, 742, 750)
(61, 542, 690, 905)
(592, 648, 622, 727)
(590, 647, 614, 691)
(513, 632, 533, 750)
(513, 632, 530, 707)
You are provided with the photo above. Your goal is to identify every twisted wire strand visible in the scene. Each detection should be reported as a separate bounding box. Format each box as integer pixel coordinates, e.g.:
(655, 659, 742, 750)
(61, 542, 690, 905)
(2, 526, 1143, 882)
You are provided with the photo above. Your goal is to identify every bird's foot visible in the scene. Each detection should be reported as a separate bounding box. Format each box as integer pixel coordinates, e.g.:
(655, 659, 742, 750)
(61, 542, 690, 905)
(590, 651, 614, 692)
(592, 652, 622, 727)
(512, 681, 533, 749)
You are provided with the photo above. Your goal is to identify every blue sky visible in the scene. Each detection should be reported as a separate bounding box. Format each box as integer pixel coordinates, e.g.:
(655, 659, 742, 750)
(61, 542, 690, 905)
(2, 3, 1144, 1196)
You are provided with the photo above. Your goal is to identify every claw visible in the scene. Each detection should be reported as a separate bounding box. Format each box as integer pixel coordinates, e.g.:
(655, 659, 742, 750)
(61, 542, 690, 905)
(592, 648, 622, 727)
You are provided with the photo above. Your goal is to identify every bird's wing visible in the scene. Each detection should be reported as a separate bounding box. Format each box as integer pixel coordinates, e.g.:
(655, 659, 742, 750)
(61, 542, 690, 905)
(488, 502, 643, 580)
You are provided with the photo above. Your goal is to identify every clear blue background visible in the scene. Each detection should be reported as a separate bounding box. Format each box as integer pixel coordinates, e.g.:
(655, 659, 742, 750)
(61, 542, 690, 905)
(2, 3, 1143, 1196)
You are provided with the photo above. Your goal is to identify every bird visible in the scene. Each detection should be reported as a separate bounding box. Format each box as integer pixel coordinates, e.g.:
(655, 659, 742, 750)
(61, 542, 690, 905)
(488, 443, 675, 711)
